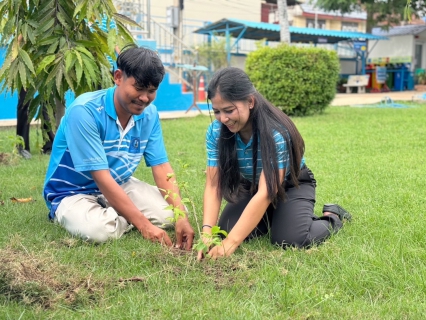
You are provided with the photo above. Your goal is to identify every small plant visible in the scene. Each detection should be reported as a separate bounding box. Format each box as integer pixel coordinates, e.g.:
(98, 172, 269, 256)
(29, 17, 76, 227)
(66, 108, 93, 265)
(8, 135, 25, 155)
(337, 77, 348, 93)
(416, 71, 426, 85)
(160, 172, 190, 224)
(160, 160, 228, 255)
(0, 135, 25, 165)
(193, 226, 228, 257)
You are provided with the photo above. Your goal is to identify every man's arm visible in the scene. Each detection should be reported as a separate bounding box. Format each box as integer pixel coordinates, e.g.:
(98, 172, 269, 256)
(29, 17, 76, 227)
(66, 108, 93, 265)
(151, 162, 194, 250)
(91, 169, 173, 246)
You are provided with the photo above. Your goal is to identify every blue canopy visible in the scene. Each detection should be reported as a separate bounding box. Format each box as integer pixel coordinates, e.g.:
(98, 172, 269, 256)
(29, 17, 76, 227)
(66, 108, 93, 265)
(194, 18, 387, 44)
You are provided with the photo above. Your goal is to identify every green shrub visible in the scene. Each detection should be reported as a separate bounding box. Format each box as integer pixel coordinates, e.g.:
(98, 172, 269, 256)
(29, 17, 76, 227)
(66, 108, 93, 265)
(245, 44, 340, 116)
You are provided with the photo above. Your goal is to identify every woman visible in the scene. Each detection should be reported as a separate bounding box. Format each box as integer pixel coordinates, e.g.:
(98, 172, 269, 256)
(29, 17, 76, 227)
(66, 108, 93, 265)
(198, 67, 351, 260)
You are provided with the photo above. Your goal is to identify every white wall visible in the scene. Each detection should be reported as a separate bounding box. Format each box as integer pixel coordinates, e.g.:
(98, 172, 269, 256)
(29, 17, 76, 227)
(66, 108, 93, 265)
(130, 0, 261, 23)
(368, 35, 414, 61)
(230, 55, 246, 70)
(415, 30, 426, 69)
(115, 0, 262, 54)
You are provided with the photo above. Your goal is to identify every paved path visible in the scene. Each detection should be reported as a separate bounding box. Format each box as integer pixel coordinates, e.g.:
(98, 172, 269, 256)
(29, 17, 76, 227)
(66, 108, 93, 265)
(331, 90, 422, 106)
(1, 91, 424, 127)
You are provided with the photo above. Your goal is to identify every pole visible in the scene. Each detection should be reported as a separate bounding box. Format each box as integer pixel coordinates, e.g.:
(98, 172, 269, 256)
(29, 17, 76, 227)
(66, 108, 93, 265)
(146, 0, 151, 38)
(226, 23, 231, 66)
(173, 0, 183, 77)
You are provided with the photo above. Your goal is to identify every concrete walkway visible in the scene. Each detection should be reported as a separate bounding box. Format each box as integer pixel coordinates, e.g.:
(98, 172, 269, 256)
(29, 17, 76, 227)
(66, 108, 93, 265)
(1, 91, 424, 127)
(331, 90, 422, 106)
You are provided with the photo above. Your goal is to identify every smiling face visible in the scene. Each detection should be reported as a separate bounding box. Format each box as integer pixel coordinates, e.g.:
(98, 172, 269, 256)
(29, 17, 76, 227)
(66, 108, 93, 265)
(211, 92, 254, 139)
(113, 69, 157, 123)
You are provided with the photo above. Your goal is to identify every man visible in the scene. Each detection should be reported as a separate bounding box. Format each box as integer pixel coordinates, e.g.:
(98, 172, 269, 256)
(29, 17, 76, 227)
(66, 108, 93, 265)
(43, 46, 194, 249)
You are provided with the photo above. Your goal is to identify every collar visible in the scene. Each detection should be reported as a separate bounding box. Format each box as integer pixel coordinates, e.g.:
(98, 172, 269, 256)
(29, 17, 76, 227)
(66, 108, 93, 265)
(105, 86, 145, 121)
(236, 133, 253, 148)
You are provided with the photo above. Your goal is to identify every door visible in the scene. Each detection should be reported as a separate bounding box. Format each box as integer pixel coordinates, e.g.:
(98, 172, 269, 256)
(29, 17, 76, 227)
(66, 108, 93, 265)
(415, 43, 423, 70)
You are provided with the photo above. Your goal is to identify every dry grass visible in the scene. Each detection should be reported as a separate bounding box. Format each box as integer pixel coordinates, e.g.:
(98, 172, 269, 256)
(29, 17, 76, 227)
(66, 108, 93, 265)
(0, 239, 107, 309)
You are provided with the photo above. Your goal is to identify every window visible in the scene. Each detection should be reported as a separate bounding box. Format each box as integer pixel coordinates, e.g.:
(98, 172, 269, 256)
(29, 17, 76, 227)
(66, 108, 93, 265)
(341, 22, 359, 32)
(306, 19, 326, 29)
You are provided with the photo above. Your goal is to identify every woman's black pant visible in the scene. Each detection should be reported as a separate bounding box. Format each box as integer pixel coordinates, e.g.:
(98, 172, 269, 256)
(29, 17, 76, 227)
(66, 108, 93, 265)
(218, 167, 343, 249)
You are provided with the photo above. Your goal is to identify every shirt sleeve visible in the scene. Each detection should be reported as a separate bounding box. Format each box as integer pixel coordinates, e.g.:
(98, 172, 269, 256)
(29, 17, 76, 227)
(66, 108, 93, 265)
(274, 130, 289, 172)
(206, 121, 220, 167)
(143, 113, 168, 167)
(63, 105, 108, 172)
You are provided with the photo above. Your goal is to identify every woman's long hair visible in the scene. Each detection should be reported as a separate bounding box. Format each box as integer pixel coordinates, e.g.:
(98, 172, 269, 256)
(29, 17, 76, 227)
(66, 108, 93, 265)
(207, 67, 305, 204)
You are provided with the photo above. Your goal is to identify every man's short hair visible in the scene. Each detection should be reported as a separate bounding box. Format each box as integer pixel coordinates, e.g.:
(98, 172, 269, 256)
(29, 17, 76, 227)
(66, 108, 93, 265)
(116, 45, 165, 88)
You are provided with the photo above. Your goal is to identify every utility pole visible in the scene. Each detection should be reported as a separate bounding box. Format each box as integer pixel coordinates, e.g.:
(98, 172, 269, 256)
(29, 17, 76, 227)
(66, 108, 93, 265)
(277, 0, 290, 43)
(146, 0, 151, 38)
(173, 0, 183, 65)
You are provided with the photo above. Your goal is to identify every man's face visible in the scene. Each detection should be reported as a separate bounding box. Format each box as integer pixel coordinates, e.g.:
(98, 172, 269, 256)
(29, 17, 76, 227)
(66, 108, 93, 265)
(113, 69, 158, 117)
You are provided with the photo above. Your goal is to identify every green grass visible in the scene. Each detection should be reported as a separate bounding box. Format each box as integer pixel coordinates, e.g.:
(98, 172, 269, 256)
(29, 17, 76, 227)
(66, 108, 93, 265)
(1, 105, 426, 319)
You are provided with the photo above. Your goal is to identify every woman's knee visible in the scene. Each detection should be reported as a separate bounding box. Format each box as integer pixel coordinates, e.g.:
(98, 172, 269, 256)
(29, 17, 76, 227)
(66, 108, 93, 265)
(270, 233, 308, 249)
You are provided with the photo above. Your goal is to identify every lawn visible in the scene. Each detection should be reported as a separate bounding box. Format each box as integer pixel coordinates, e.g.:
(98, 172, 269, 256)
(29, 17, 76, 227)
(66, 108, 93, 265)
(0, 104, 425, 319)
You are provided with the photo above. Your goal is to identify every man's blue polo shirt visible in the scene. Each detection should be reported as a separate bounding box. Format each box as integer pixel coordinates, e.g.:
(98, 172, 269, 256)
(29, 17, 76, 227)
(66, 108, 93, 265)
(43, 87, 168, 219)
(206, 120, 305, 183)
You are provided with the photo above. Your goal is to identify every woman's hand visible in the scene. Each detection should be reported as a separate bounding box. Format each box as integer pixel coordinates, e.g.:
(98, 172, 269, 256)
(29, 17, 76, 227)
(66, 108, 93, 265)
(197, 233, 213, 261)
(206, 238, 239, 260)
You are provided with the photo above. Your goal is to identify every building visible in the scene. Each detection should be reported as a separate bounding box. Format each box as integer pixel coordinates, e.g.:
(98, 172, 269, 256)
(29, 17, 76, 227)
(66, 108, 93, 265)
(366, 24, 426, 90)
(261, 0, 366, 32)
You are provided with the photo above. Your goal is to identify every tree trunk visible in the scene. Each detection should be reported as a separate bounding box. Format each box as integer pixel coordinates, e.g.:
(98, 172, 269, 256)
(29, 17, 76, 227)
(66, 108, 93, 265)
(277, 0, 291, 43)
(55, 98, 65, 129)
(365, 4, 374, 34)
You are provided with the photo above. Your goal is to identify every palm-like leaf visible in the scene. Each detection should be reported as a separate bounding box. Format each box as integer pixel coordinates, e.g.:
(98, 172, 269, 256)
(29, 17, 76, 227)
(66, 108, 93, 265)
(0, 0, 137, 134)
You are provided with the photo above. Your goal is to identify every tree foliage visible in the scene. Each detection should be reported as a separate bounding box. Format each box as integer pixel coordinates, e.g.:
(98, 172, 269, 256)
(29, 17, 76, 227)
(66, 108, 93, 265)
(195, 39, 228, 71)
(0, 0, 138, 130)
(315, 0, 426, 32)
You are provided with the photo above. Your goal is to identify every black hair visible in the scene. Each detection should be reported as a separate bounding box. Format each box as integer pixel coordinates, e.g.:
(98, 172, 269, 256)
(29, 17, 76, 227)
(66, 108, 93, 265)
(207, 67, 305, 204)
(116, 45, 165, 88)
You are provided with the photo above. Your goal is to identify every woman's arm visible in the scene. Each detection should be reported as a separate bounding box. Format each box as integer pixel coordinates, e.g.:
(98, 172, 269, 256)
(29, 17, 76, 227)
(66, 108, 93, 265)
(202, 166, 222, 233)
(208, 169, 285, 259)
(197, 166, 222, 260)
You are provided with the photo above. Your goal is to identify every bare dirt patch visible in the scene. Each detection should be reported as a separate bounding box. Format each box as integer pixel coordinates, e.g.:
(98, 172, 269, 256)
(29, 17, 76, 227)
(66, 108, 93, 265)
(0, 245, 107, 309)
(0, 152, 12, 165)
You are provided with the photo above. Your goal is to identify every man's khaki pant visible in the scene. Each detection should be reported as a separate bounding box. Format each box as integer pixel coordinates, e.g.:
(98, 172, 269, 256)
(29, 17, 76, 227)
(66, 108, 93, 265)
(54, 177, 174, 243)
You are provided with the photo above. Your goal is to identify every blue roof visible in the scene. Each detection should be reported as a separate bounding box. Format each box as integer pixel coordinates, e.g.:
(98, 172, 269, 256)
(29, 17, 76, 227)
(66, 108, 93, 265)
(194, 18, 387, 43)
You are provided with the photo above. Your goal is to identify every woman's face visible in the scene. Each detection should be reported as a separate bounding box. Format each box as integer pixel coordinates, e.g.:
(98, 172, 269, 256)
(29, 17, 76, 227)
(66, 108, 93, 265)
(211, 93, 253, 135)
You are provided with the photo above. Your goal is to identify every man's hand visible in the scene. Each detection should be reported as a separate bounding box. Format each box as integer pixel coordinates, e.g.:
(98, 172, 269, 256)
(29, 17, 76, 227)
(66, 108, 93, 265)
(175, 218, 194, 251)
(139, 224, 173, 247)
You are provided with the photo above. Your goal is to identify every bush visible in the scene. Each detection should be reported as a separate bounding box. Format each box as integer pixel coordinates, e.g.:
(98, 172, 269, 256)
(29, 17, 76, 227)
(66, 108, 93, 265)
(245, 44, 340, 116)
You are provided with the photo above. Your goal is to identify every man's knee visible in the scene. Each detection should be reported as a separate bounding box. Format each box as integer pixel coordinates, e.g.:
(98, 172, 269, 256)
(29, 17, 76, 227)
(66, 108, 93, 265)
(55, 195, 128, 243)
